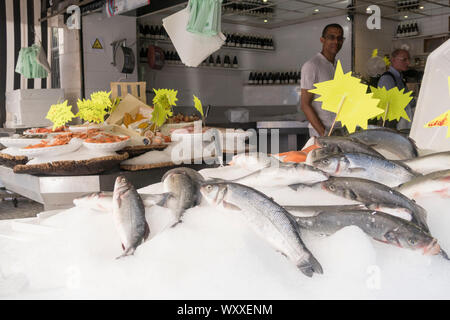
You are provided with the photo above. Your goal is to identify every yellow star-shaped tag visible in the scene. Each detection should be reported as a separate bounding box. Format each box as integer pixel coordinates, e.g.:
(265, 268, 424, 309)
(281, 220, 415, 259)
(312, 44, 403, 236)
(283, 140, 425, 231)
(309, 60, 384, 133)
(370, 86, 413, 122)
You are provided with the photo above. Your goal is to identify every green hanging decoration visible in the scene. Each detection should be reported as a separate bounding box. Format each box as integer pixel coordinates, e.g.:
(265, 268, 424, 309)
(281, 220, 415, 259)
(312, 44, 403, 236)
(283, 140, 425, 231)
(15, 44, 49, 79)
(186, 0, 223, 36)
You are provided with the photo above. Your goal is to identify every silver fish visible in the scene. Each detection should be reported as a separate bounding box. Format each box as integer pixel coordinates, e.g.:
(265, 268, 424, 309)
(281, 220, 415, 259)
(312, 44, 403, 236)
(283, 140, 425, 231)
(162, 168, 204, 220)
(400, 151, 450, 175)
(284, 204, 366, 217)
(292, 209, 448, 259)
(313, 153, 418, 187)
(200, 182, 323, 277)
(307, 177, 430, 234)
(73, 192, 175, 213)
(395, 170, 450, 200)
(316, 136, 385, 158)
(229, 152, 281, 170)
(231, 162, 329, 186)
(347, 128, 418, 160)
(112, 176, 150, 259)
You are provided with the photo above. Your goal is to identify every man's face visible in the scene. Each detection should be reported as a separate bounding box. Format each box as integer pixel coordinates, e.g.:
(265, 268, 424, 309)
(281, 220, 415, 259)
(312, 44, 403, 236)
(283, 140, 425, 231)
(320, 27, 344, 56)
(391, 50, 410, 72)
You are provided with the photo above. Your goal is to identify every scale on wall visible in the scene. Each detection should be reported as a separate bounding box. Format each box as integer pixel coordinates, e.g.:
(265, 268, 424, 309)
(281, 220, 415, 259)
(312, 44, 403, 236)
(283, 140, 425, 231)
(111, 39, 135, 74)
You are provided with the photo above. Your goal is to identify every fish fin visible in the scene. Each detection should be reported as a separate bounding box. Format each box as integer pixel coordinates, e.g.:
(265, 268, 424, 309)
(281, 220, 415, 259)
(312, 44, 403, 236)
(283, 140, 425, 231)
(345, 189, 358, 201)
(170, 220, 182, 228)
(297, 254, 323, 277)
(121, 243, 125, 251)
(223, 200, 241, 211)
(439, 249, 450, 261)
(384, 231, 402, 248)
(143, 222, 150, 241)
(288, 183, 310, 191)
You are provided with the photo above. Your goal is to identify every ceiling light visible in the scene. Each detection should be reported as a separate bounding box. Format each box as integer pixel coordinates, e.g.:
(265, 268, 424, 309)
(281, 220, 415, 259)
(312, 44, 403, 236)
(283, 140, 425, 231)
(262, 0, 268, 2)
(404, 15, 408, 18)
(264, 19, 268, 23)
(314, 8, 319, 12)
(419, 6, 424, 9)
(366, 7, 370, 12)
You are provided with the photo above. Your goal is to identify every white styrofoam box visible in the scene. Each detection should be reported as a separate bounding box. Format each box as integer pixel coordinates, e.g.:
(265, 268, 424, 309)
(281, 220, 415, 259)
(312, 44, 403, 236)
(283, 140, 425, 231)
(410, 39, 450, 152)
(5, 89, 65, 128)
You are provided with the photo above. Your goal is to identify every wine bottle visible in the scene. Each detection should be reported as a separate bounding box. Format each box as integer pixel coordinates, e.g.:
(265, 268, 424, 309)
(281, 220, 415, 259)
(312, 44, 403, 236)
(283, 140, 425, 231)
(224, 55, 230, 68)
(144, 25, 150, 37)
(208, 55, 214, 66)
(268, 72, 273, 85)
(158, 26, 165, 40)
(248, 72, 254, 85)
(216, 55, 222, 67)
(232, 56, 238, 68)
(139, 25, 145, 37)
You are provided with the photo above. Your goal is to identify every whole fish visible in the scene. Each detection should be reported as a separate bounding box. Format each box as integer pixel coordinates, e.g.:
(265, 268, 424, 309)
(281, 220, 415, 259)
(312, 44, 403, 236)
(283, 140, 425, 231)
(231, 162, 329, 186)
(199, 182, 323, 277)
(395, 170, 450, 200)
(228, 152, 281, 170)
(316, 136, 385, 158)
(307, 177, 430, 234)
(112, 176, 150, 259)
(400, 151, 450, 175)
(73, 192, 175, 213)
(305, 148, 336, 165)
(313, 152, 418, 187)
(292, 209, 448, 259)
(162, 168, 204, 220)
(284, 204, 366, 216)
(347, 128, 418, 160)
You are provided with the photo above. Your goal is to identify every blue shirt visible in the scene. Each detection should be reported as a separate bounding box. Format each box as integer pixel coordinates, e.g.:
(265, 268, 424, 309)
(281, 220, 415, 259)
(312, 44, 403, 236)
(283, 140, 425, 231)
(378, 66, 415, 130)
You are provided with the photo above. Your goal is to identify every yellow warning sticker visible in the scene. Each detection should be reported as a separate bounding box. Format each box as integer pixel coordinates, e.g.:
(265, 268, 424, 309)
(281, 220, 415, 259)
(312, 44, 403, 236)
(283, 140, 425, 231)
(92, 38, 103, 50)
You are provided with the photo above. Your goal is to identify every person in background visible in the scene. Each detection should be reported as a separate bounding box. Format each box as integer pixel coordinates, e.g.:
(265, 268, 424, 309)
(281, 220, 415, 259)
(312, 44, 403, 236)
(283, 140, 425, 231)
(377, 49, 416, 131)
(300, 23, 345, 137)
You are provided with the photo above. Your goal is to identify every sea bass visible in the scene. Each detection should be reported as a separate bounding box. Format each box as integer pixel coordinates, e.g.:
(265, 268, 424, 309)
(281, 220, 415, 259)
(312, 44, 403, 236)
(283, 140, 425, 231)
(348, 128, 418, 160)
(200, 182, 323, 277)
(316, 136, 385, 158)
(292, 209, 448, 259)
(313, 153, 417, 187)
(232, 162, 329, 187)
(162, 167, 204, 220)
(395, 170, 450, 200)
(228, 152, 281, 170)
(400, 151, 450, 175)
(305, 177, 430, 234)
(112, 176, 150, 259)
(73, 192, 175, 213)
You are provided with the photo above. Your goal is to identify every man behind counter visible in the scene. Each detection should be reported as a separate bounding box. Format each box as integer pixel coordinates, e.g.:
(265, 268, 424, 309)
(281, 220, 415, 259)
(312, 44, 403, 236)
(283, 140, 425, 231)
(300, 23, 345, 137)
(377, 49, 415, 131)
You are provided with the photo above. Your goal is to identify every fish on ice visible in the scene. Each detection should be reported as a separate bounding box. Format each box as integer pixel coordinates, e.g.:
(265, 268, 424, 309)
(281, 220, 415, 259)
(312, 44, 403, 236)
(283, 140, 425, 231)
(112, 176, 150, 259)
(200, 181, 323, 277)
(395, 170, 450, 200)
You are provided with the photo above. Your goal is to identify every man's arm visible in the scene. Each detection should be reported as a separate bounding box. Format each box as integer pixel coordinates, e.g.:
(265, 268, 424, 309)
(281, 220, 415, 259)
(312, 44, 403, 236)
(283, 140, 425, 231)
(300, 89, 326, 136)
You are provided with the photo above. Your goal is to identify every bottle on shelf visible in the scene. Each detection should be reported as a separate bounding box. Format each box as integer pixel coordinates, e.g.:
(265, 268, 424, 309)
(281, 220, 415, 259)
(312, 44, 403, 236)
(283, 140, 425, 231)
(224, 55, 230, 68)
(208, 55, 214, 66)
(248, 72, 254, 85)
(231, 56, 237, 68)
(215, 55, 222, 67)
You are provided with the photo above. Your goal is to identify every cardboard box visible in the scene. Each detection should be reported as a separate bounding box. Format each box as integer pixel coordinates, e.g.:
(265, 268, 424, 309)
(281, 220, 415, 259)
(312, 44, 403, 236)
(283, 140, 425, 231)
(105, 94, 153, 126)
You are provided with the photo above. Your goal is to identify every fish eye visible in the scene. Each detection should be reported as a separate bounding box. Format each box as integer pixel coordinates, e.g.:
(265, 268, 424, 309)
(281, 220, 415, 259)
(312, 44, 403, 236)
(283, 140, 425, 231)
(206, 185, 212, 191)
(328, 185, 336, 191)
(322, 159, 329, 165)
(408, 238, 417, 245)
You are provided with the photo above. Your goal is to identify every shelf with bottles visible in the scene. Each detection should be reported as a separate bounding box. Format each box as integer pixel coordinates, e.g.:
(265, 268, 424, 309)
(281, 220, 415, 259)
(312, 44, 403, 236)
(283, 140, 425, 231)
(393, 31, 450, 41)
(140, 51, 244, 71)
(396, 0, 422, 12)
(222, 0, 275, 18)
(223, 32, 275, 52)
(247, 71, 301, 86)
(394, 21, 420, 38)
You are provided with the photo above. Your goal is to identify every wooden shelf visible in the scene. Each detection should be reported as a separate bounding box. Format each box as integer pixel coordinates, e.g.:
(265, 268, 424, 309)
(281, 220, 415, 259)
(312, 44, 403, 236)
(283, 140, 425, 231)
(393, 32, 450, 41)
(140, 61, 245, 71)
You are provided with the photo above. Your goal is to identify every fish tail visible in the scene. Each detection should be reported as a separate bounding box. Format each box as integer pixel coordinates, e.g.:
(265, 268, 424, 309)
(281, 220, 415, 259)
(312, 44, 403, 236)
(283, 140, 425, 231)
(115, 247, 136, 259)
(297, 253, 323, 277)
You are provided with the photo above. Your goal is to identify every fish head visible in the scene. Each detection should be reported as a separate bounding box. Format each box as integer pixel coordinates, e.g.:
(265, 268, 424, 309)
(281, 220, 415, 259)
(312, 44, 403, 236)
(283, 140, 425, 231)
(114, 176, 133, 197)
(200, 183, 227, 206)
(313, 155, 346, 174)
(386, 227, 441, 255)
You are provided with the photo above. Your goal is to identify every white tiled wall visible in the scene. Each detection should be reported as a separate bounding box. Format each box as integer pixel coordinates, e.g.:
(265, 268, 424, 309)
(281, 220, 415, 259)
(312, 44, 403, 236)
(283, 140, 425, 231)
(139, 13, 351, 107)
(82, 13, 138, 98)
